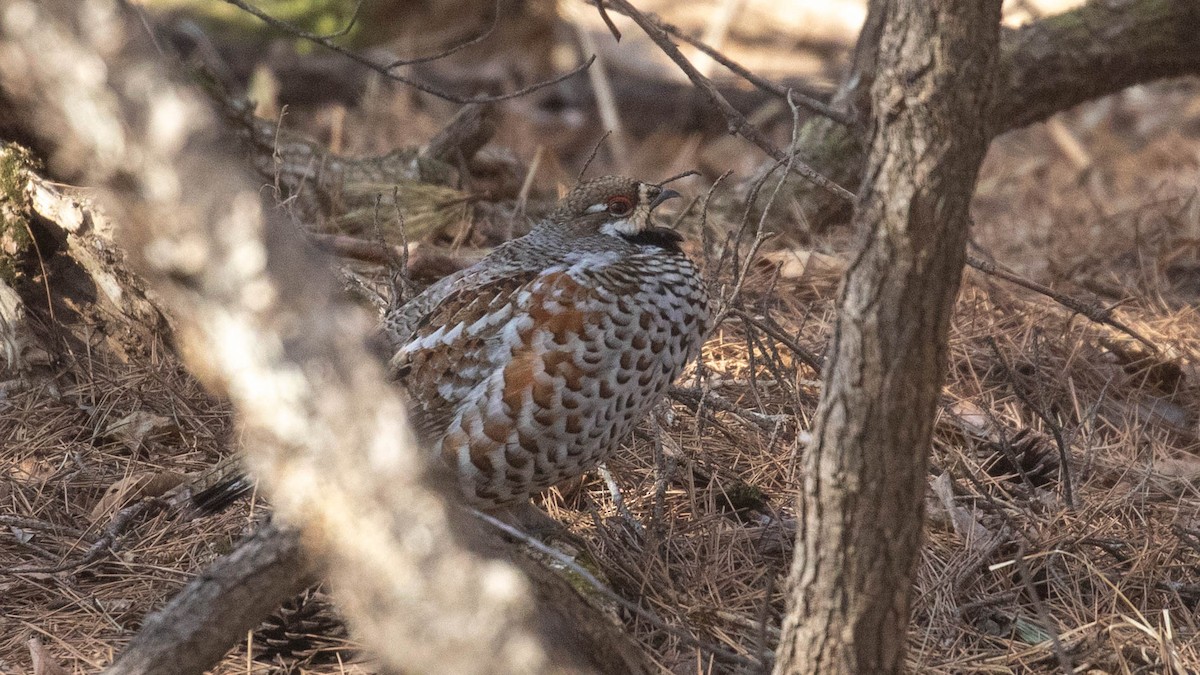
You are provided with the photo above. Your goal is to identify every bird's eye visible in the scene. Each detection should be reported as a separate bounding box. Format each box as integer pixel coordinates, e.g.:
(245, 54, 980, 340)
(606, 195, 633, 216)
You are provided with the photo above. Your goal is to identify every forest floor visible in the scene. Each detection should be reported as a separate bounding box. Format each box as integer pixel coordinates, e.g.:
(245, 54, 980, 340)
(3, 2, 1200, 673)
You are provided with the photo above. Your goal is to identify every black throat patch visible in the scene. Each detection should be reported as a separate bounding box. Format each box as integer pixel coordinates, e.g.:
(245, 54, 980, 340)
(621, 226, 684, 253)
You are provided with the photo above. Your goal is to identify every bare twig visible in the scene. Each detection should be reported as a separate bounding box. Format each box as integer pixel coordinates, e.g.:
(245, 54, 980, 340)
(670, 385, 791, 435)
(221, 0, 594, 104)
(309, 231, 405, 265)
(602, 0, 853, 202)
(600, 0, 1154, 357)
(597, 463, 644, 536)
(1012, 545, 1076, 675)
(3, 2, 621, 671)
(0, 515, 87, 540)
(660, 169, 700, 186)
(516, 146, 545, 223)
(705, 93, 807, 333)
(986, 337, 1076, 509)
(966, 254, 1158, 352)
(5, 498, 164, 576)
(577, 131, 612, 183)
(732, 309, 823, 372)
(474, 511, 766, 671)
(568, 4, 629, 170)
(105, 522, 318, 675)
(594, 0, 623, 42)
(587, 0, 852, 127)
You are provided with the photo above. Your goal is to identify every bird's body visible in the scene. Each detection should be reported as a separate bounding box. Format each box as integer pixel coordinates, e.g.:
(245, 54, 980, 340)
(190, 176, 709, 515)
(385, 176, 710, 507)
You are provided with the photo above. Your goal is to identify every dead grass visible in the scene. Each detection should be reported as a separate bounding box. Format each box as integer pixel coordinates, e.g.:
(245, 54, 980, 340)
(3, 54, 1200, 675)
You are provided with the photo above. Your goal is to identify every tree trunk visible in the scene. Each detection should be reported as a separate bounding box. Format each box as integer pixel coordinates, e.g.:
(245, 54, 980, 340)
(771, 0, 885, 237)
(778, 0, 1200, 235)
(992, 0, 1200, 133)
(772, 1, 1002, 673)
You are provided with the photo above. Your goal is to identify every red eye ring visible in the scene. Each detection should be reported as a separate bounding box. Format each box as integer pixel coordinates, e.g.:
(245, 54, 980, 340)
(606, 195, 633, 216)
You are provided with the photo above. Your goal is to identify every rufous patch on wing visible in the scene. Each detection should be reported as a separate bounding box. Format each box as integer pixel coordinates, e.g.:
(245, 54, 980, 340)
(529, 272, 594, 342)
(483, 418, 511, 444)
(502, 351, 537, 412)
(532, 376, 557, 409)
(440, 429, 469, 467)
(469, 434, 498, 474)
(542, 350, 586, 391)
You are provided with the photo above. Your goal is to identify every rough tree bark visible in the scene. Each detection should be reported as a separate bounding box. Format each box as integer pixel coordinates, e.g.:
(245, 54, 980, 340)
(780, 0, 1200, 235)
(772, 1, 1003, 673)
(778, 0, 885, 232)
(0, 1, 645, 673)
(105, 524, 318, 675)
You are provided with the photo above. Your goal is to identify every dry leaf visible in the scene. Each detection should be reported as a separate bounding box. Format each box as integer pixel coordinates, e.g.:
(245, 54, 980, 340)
(947, 399, 993, 441)
(931, 473, 993, 547)
(9, 525, 32, 544)
(28, 637, 69, 675)
(761, 248, 846, 283)
(1152, 456, 1200, 484)
(91, 471, 187, 521)
(9, 456, 56, 482)
(103, 410, 176, 451)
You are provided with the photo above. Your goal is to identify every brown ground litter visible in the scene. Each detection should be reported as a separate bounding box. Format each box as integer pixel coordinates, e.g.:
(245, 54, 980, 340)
(2, 57, 1199, 675)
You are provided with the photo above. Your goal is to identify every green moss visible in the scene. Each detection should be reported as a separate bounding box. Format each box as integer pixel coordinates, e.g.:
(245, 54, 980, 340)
(718, 481, 769, 513)
(140, 0, 363, 47)
(0, 144, 38, 283)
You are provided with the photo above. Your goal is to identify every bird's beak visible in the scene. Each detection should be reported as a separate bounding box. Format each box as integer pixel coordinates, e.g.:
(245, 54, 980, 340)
(649, 188, 681, 210)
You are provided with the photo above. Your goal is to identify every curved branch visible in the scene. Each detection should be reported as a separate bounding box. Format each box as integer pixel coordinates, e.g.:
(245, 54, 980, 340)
(778, 0, 1200, 234)
(220, 0, 594, 104)
(105, 524, 317, 675)
(993, 0, 1200, 133)
(0, 2, 639, 673)
(604, 0, 854, 202)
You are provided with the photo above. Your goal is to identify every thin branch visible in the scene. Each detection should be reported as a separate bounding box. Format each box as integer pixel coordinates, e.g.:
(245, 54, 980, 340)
(0, 516, 87, 540)
(315, 0, 363, 39)
(221, 0, 594, 104)
(586, 0, 850, 126)
(602, 0, 854, 202)
(474, 511, 767, 672)
(594, 0, 623, 42)
(986, 337, 1076, 509)
(669, 385, 791, 435)
(1012, 544, 1076, 675)
(574, 23, 629, 172)
(731, 308, 824, 373)
(4, 498, 164, 576)
(309, 232, 405, 265)
(660, 169, 700, 186)
(577, 131, 611, 183)
(105, 523, 317, 675)
(605, 0, 1170, 349)
(966, 254, 1159, 352)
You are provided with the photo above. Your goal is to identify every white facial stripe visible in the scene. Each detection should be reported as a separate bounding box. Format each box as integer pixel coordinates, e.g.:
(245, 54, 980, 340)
(586, 203, 606, 214)
(638, 184, 654, 204)
(600, 219, 635, 236)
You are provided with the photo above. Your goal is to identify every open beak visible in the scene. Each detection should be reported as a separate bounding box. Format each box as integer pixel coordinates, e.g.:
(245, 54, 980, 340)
(649, 188, 681, 210)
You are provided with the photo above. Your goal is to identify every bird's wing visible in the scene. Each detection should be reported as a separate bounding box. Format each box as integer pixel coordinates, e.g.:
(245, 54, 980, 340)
(381, 240, 531, 348)
(389, 270, 541, 444)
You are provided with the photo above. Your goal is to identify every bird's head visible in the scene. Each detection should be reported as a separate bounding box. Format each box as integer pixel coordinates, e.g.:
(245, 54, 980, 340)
(550, 175, 681, 246)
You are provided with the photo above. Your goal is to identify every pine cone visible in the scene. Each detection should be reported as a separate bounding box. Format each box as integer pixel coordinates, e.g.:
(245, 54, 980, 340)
(252, 587, 351, 667)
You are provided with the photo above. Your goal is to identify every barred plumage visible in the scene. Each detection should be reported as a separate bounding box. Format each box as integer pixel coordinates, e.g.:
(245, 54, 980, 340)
(385, 176, 710, 507)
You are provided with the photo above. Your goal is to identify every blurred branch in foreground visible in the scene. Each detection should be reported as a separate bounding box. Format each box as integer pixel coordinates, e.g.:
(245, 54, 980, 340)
(0, 0, 647, 672)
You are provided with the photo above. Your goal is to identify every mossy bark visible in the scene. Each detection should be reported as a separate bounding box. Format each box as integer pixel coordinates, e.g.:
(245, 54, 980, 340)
(774, 0, 1200, 235)
(773, 0, 1003, 671)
